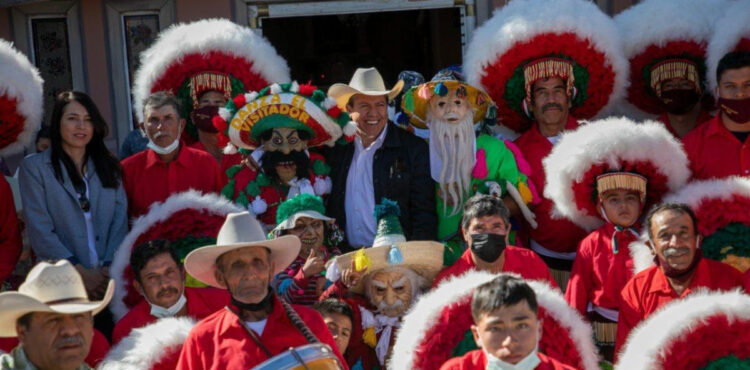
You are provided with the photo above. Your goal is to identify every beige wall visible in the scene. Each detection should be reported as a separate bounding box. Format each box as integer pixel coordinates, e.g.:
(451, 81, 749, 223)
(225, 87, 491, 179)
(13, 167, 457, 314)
(176, 0, 231, 22)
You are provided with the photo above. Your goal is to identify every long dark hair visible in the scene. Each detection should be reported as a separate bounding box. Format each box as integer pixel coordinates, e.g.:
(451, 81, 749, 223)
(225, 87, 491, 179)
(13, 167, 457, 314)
(50, 91, 121, 188)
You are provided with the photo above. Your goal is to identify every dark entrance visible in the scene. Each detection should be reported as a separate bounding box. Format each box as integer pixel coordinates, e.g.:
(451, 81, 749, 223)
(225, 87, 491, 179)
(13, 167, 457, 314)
(262, 7, 464, 89)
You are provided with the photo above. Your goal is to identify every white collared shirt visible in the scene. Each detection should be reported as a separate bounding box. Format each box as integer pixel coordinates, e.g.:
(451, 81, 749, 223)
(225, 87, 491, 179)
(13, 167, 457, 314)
(345, 124, 389, 247)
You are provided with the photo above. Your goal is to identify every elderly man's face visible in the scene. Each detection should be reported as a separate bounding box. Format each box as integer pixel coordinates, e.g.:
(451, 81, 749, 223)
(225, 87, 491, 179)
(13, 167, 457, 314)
(17, 311, 93, 370)
(471, 300, 541, 365)
(215, 247, 274, 304)
(347, 94, 388, 143)
(648, 210, 699, 272)
(529, 77, 570, 135)
(368, 269, 414, 317)
(134, 252, 185, 309)
(141, 105, 185, 149)
(429, 88, 472, 124)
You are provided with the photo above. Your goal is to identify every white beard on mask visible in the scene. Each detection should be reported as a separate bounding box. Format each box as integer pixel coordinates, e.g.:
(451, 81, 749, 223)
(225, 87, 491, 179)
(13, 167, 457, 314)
(427, 110, 477, 216)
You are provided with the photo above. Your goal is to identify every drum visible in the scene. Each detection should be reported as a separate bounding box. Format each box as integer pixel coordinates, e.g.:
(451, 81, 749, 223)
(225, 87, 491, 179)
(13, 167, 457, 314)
(252, 343, 344, 370)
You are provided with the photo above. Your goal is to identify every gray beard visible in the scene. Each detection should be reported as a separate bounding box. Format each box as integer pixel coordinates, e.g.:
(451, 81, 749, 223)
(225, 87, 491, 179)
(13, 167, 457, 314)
(428, 112, 476, 216)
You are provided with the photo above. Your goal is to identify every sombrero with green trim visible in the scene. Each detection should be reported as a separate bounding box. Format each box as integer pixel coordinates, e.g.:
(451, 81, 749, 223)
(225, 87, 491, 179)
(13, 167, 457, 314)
(132, 18, 290, 140)
(616, 289, 750, 369)
(661, 177, 750, 274)
(213, 81, 356, 151)
(463, 0, 627, 133)
(615, 0, 729, 117)
(108, 190, 244, 321)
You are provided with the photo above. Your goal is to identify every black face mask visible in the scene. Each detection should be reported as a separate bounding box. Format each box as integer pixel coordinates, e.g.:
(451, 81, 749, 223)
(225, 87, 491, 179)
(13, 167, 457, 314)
(470, 233, 507, 263)
(660, 89, 701, 115)
(231, 287, 274, 312)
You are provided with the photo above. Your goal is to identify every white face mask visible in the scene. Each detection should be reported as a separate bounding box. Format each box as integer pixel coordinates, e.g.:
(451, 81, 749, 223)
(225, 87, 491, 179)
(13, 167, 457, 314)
(146, 125, 181, 155)
(485, 345, 540, 370)
(149, 293, 187, 318)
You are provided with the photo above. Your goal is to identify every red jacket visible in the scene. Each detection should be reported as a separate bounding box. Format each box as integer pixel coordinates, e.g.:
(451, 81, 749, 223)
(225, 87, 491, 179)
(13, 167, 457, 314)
(0, 328, 110, 367)
(176, 295, 347, 370)
(440, 350, 575, 370)
(656, 110, 712, 138)
(514, 118, 588, 254)
(615, 258, 743, 354)
(0, 175, 21, 284)
(112, 286, 229, 344)
(432, 246, 558, 289)
(565, 223, 637, 316)
(121, 146, 224, 218)
(682, 114, 750, 179)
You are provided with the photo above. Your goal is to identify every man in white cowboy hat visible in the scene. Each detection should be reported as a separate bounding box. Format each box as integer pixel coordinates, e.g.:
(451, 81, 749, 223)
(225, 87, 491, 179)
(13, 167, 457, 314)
(326, 67, 436, 251)
(0, 260, 114, 370)
(176, 212, 345, 369)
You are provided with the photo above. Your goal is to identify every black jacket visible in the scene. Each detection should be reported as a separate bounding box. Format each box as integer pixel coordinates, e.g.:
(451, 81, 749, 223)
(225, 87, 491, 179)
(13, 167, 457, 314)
(325, 123, 437, 251)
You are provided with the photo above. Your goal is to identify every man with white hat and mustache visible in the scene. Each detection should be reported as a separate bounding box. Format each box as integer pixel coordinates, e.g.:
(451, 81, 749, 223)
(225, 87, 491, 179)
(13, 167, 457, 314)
(176, 212, 346, 369)
(0, 260, 114, 370)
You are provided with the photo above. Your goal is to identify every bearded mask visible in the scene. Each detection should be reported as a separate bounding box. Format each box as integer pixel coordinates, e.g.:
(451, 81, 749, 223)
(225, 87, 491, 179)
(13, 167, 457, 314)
(428, 86, 472, 123)
(366, 268, 421, 317)
(260, 127, 310, 183)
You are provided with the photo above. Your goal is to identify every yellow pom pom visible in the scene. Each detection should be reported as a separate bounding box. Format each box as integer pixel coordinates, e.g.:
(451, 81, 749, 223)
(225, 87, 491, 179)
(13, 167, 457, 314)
(363, 327, 377, 348)
(518, 180, 533, 204)
(354, 249, 371, 272)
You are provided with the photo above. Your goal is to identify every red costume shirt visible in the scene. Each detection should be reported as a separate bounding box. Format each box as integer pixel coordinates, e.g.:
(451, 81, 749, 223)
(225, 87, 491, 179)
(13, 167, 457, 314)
(656, 110, 712, 138)
(514, 118, 588, 254)
(121, 146, 224, 218)
(615, 258, 743, 353)
(0, 175, 21, 284)
(565, 223, 637, 316)
(176, 295, 347, 370)
(682, 115, 750, 179)
(432, 246, 558, 289)
(111, 286, 229, 344)
(440, 350, 575, 370)
(745, 269, 750, 292)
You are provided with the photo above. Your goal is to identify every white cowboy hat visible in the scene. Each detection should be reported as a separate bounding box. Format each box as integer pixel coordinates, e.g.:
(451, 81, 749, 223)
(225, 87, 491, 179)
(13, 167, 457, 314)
(328, 67, 405, 109)
(184, 211, 301, 289)
(0, 260, 114, 337)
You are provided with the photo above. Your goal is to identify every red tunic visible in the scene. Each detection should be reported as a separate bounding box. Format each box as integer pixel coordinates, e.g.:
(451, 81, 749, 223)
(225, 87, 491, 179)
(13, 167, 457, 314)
(682, 115, 750, 180)
(0, 329, 110, 367)
(615, 258, 743, 354)
(565, 223, 637, 317)
(111, 286, 230, 344)
(0, 175, 21, 284)
(514, 118, 588, 254)
(121, 145, 224, 218)
(656, 110, 712, 138)
(745, 269, 750, 292)
(176, 295, 347, 370)
(432, 246, 558, 289)
(440, 350, 575, 370)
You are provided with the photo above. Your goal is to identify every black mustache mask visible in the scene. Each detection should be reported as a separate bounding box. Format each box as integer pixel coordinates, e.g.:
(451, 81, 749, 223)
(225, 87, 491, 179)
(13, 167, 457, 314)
(470, 233, 507, 263)
(260, 150, 309, 181)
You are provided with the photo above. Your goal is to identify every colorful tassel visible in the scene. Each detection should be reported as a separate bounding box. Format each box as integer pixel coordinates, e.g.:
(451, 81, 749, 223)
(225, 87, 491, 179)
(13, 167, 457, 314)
(354, 249, 371, 272)
(472, 149, 489, 179)
(363, 327, 377, 348)
(518, 180, 533, 204)
(388, 245, 404, 265)
(433, 82, 449, 97)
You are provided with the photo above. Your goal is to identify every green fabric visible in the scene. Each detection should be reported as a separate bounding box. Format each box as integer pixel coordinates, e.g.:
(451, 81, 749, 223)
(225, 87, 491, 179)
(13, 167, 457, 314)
(312, 159, 331, 176)
(275, 193, 326, 225)
(701, 355, 750, 370)
(443, 236, 466, 267)
(451, 330, 479, 358)
(702, 223, 750, 261)
(250, 114, 314, 140)
(436, 135, 524, 240)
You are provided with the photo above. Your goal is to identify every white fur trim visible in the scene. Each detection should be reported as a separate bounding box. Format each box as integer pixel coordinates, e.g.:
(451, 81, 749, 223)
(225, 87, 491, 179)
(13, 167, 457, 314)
(343, 121, 357, 137)
(132, 18, 290, 122)
(218, 107, 232, 121)
(290, 81, 299, 93)
(313, 175, 332, 196)
(109, 191, 243, 320)
(629, 236, 656, 275)
(390, 270, 599, 370)
(99, 317, 196, 370)
(269, 83, 282, 95)
(543, 117, 690, 231)
(707, 1, 750, 94)
(464, 0, 628, 119)
(615, 0, 730, 113)
(615, 289, 750, 369)
(663, 176, 750, 211)
(322, 97, 337, 110)
(251, 196, 268, 215)
(222, 143, 238, 155)
(0, 39, 44, 157)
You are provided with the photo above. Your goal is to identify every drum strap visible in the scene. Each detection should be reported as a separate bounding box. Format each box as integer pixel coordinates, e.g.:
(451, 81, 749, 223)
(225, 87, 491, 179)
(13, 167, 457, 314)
(226, 307, 274, 358)
(279, 297, 320, 344)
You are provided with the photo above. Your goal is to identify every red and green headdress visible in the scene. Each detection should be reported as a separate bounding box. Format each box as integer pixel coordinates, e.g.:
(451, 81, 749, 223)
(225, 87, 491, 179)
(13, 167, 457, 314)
(616, 289, 750, 369)
(132, 18, 290, 139)
(661, 177, 750, 273)
(213, 81, 356, 151)
(707, 0, 750, 95)
(615, 0, 730, 118)
(463, 0, 627, 133)
(0, 39, 43, 157)
(109, 191, 243, 321)
(390, 271, 600, 370)
(543, 117, 690, 231)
